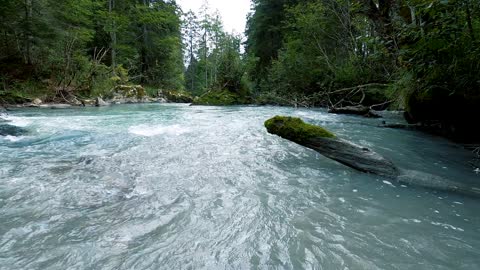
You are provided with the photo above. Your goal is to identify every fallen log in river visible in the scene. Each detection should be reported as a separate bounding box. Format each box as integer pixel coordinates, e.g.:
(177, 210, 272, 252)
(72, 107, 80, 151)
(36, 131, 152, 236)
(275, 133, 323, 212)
(265, 116, 480, 198)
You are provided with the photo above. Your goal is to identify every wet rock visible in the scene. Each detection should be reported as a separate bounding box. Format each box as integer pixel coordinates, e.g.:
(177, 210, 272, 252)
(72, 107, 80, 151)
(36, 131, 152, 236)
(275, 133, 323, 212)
(107, 85, 151, 104)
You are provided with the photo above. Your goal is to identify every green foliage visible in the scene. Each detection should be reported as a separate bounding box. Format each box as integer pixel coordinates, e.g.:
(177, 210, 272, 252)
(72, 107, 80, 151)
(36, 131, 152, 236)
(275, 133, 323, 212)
(397, 0, 480, 136)
(193, 89, 252, 106)
(182, 6, 248, 98)
(246, 0, 302, 80)
(163, 90, 193, 103)
(249, 0, 394, 100)
(246, 0, 480, 141)
(0, 0, 185, 102)
(265, 116, 336, 143)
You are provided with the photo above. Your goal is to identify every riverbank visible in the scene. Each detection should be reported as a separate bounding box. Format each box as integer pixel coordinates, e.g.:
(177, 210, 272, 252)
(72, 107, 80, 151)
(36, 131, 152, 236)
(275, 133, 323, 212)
(0, 86, 195, 110)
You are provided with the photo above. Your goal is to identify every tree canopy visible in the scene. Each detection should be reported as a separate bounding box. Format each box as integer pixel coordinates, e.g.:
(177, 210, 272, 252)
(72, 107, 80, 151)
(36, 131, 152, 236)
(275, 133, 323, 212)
(245, 0, 480, 142)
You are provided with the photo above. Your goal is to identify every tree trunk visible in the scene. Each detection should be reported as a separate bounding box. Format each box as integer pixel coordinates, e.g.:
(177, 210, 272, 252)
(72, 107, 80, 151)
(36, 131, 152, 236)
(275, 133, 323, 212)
(24, 0, 33, 65)
(204, 31, 208, 89)
(109, 0, 117, 72)
(141, 0, 149, 82)
(360, 0, 396, 52)
(189, 36, 195, 91)
(466, 1, 475, 41)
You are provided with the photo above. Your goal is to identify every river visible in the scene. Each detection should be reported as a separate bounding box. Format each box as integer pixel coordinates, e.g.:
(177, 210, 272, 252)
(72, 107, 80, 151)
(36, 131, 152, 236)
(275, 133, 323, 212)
(1, 104, 479, 269)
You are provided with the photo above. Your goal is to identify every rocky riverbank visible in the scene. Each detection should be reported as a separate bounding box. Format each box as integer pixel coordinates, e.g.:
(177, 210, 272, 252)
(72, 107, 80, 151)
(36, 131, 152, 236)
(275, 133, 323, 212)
(1, 85, 194, 109)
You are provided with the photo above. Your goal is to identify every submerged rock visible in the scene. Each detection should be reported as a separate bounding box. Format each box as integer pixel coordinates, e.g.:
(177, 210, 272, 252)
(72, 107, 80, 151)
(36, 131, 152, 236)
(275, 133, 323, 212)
(0, 124, 28, 136)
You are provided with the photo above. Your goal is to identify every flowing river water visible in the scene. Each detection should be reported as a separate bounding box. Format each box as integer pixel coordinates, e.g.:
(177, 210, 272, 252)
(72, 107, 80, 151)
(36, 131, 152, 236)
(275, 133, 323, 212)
(1, 104, 479, 269)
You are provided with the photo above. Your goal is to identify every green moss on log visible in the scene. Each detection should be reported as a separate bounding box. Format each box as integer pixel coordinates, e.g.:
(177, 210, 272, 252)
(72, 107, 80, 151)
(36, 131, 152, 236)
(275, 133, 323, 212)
(265, 116, 335, 142)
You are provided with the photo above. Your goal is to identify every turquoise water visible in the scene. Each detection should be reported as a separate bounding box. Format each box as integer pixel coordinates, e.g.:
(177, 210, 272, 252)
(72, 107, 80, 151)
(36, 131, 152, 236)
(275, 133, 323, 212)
(1, 104, 479, 269)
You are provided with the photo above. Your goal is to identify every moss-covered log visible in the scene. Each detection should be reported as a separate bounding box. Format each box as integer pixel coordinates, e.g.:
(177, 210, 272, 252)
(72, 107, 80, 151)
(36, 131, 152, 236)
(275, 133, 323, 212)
(265, 116, 398, 177)
(265, 115, 480, 198)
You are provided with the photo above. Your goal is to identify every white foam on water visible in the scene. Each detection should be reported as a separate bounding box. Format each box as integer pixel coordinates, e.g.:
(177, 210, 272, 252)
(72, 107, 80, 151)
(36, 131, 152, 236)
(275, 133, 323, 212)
(3, 135, 26, 142)
(382, 180, 396, 188)
(431, 222, 464, 232)
(4, 116, 31, 127)
(403, 219, 422, 224)
(128, 124, 189, 137)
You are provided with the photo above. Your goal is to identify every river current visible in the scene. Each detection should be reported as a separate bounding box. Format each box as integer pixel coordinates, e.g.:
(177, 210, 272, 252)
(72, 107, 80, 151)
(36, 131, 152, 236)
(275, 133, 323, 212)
(1, 104, 479, 269)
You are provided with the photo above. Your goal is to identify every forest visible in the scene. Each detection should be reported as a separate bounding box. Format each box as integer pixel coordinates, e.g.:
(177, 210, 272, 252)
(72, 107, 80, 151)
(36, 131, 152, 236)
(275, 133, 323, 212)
(1, 0, 479, 142)
(245, 0, 480, 142)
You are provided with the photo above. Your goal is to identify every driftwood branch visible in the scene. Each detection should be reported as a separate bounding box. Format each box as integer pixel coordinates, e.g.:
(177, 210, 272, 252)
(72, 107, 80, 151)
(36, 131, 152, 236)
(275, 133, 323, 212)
(328, 83, 388, 95)
(370, 99, 395, 110)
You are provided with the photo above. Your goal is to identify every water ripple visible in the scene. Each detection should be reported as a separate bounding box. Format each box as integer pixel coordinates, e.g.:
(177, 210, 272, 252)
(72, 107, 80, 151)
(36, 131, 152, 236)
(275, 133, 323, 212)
(1, 105, 480, 269)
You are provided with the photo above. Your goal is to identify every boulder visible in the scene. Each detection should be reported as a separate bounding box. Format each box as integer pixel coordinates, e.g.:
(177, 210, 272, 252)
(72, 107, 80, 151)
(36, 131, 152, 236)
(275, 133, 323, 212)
(115, 85, 146, 99)
(32, 98, 42, 105)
